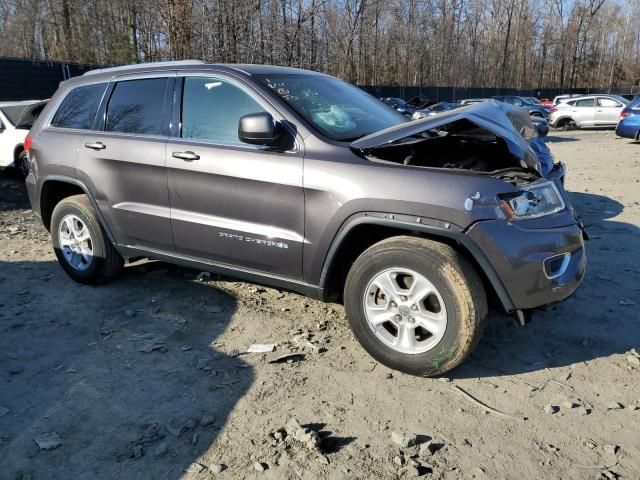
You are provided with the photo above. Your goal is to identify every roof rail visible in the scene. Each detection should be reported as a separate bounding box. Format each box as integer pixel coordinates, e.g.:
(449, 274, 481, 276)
(83, 60, 205, 76)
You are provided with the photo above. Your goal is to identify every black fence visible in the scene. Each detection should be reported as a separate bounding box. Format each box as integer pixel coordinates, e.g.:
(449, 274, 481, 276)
(1, 56, 639, 102)
(0, 57, 103, 101)
(358, 84, 640, 102)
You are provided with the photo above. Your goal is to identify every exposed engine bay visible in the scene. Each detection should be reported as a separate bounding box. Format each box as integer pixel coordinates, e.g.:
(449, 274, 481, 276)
(351, 101, 554, 185)
(362, 119, 540, 185)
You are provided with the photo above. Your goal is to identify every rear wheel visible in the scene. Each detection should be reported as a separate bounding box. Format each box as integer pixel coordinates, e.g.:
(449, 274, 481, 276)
(51, 195, 123, 284)
(344, 236, 487, 376)
(559, 118, 577, 131)
(14, 150, 29, 179)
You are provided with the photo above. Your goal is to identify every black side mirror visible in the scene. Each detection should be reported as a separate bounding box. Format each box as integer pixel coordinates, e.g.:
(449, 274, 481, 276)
(238, 112, 281, 146)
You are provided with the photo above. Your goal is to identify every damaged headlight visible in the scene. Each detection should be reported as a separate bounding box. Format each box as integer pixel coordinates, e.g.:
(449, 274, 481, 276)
(499, 181, 565, 219)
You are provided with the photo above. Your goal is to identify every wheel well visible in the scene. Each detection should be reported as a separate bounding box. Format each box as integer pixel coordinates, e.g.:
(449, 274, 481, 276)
(322, 223, 503, 309)
(40, 180, 85, 231)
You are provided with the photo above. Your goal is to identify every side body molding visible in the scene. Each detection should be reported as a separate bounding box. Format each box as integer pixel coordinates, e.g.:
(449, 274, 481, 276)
(318, 213, 516, 312)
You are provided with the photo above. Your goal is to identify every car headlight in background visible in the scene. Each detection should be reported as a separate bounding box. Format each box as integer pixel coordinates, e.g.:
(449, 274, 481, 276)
(411, 111, 425, 120)
(499, 181, 565, 219)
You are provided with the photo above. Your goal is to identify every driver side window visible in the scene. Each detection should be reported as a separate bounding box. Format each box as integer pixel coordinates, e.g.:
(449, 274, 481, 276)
(181, 77, 266, 144)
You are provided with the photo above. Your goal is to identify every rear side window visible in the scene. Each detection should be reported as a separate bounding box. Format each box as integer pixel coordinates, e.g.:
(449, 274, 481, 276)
(51, 83, 107, 130)
(576, 98, 595, 107)
(106, 78, 168, 135)
(181, 77, 266, 144)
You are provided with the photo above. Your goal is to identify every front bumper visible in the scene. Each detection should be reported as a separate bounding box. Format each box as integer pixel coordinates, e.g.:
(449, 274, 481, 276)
(466, 218, 586, 310)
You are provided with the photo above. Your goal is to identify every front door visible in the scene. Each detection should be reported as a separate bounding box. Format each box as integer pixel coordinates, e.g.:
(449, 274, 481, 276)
(166, 75, 305, 279)
(595, 97, 623, 125)
(76, 76, 174, 251)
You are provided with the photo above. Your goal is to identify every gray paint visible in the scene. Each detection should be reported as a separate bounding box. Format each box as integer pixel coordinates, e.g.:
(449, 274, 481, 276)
(25, 62, 586, 312)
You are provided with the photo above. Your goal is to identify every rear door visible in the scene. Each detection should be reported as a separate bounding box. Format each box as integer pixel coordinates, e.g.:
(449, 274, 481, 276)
(75, 74, 175, 251)
(571, 98, 596, 126)
(166, 74, 305, 278)
(595, 97, 623, 125)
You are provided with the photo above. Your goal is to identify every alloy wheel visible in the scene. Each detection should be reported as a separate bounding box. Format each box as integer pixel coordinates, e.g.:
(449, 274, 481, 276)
(58, 214, 94, 271)
(363, 267, 447, 354)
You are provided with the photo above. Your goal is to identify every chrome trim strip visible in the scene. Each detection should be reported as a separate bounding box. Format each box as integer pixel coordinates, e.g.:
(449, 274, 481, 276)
(112, 202, 306, 244)
(171, 207, 307, 243)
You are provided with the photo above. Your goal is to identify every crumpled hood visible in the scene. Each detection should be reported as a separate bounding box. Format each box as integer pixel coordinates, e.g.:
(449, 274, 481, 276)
(351, 100, 548, 175)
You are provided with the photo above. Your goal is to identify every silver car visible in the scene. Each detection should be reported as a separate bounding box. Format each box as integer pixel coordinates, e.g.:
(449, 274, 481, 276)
(550, 95, 628, 129)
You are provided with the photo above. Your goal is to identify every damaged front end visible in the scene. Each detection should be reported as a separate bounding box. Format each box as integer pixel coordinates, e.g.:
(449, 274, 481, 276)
(351, 101, 586, 321)
(351, 100, 555, 185)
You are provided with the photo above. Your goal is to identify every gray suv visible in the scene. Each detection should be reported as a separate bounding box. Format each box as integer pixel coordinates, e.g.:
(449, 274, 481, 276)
(24, 61, 586, 376)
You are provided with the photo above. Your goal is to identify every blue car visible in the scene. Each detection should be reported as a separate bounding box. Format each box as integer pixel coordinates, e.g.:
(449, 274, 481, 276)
(616, 96, 640, 140)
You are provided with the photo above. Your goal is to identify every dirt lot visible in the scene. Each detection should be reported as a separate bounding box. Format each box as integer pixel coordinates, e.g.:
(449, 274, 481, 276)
(1, 129, 639, 480)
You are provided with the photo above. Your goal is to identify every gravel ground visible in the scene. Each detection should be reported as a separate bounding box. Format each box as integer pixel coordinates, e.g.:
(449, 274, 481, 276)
(0, 129, 639, 480)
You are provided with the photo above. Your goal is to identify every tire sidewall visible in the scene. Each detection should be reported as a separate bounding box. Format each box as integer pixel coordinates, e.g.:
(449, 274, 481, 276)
(16, 151, 29, 179)
(51, 198, 109, 283)
(345, 247, 469, 376)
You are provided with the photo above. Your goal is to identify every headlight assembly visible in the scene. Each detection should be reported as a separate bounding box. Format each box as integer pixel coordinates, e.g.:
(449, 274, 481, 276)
(499, 181, 565, 219)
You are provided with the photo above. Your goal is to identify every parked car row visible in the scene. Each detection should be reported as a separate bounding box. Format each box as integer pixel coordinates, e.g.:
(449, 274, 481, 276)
(381, 93, 638, 137)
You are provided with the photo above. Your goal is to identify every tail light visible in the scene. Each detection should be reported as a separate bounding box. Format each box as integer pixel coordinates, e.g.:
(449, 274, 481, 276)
(24, 135, 33, 153)
(620, 111, 629, 120)
(550, 107, 558, 113)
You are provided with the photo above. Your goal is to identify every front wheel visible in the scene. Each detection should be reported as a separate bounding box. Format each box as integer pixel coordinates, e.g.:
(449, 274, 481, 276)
(344, 236, 487, 376)
(51, 194, 124, 284)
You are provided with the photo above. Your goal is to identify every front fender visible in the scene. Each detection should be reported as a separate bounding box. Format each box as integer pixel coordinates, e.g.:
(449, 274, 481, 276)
(316, 212, 515, 312)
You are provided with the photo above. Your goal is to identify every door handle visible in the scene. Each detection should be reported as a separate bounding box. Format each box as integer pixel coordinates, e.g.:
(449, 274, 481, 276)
(596, 109, 603, 112)
(84, 141, 106, 150)
(172, 151, 200, 161)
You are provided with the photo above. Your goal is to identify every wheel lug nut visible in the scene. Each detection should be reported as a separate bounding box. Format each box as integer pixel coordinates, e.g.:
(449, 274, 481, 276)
(390, 301, 397, 308)
(400, 296, 408, 302)
(394, 314, 402, 322)
(411, 305, 418, 310)
(408, 317, 415, 324)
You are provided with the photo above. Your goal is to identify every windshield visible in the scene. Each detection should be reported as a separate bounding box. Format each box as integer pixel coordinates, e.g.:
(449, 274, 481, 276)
(255, 74, 407, 141)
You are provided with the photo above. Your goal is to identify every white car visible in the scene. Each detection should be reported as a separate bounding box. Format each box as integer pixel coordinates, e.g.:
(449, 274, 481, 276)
(0, 100, 47, 178)
(549, 95, 629, 130)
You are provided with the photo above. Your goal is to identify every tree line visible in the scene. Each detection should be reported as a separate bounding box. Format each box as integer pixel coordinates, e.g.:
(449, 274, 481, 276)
(1, 0, 639, 90)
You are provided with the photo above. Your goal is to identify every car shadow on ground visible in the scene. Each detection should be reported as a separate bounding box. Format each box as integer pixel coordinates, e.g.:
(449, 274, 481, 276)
(0, 169, 30, 213)
(0, 258, 253, 479)
(544, 134, 579, 143)
(452, 190, 640, 379)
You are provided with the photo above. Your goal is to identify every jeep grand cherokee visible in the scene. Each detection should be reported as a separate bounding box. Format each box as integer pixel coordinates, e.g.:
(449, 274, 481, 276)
(24, 61, 586, 376)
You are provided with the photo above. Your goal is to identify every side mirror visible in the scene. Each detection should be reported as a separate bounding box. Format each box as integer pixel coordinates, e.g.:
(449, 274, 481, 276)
(238, 112, 281, 146)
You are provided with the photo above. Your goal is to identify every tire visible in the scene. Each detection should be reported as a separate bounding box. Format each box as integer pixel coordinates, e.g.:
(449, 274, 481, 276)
(51, 194, 123, 284)
(14, 150, 29, 179)
(560, 118, 577, 131)
(344, 236, 487, 377)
